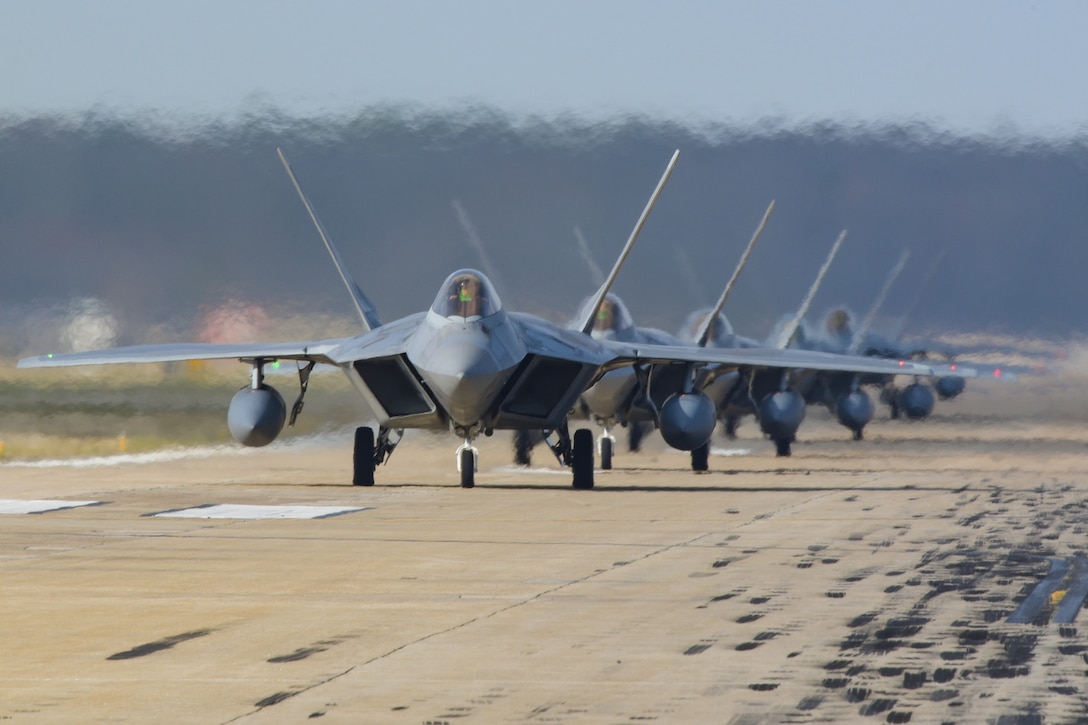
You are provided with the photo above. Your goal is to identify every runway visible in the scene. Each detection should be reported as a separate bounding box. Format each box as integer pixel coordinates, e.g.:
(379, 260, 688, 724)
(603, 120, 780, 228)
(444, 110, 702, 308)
(3, 407, 1088, 724)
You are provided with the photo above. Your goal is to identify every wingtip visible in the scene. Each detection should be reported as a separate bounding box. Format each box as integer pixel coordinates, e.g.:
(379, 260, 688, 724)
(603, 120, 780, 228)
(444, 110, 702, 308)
(16, 357, 44, 369)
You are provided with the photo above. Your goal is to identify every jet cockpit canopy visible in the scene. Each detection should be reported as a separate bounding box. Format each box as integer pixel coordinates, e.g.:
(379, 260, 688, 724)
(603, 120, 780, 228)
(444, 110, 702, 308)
(680, 308, 734, 345)
(431, 269, 502, 321)
(574, 293, 635, 341)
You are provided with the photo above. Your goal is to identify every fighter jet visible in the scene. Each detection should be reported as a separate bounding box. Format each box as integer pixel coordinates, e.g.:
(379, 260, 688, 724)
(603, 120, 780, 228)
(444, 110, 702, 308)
(672, 227, 857, 459)
(771, 246, 921, 438)
(567, 291, 682, 468)
(785, 247, 1003, 431)
(684, 233, 967, 450)
(537, 202, 768, 470)
(19, 149, 948, 489)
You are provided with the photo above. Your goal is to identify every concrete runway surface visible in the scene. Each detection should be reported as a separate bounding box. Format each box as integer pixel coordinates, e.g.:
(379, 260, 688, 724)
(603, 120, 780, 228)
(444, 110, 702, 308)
(3, 402, 1088, 724)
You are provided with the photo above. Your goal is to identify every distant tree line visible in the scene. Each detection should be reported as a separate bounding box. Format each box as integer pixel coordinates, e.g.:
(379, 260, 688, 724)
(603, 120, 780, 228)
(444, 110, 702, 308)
(1, 105, 1085, 355)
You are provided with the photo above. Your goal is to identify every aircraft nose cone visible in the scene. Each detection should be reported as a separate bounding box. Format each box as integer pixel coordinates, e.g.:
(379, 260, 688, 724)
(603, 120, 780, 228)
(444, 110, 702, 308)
(415, 334, 512, 426)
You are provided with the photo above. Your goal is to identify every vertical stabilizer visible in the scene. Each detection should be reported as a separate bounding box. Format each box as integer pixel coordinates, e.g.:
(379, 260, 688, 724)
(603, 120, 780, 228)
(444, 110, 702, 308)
(573, 226, 606, 288)
(694, 199, 776, 347)
(850, 248, 911, 354)
(774, 229, 847, 349)
(277, 148, 382, 332)
(575, 150, 680, 335)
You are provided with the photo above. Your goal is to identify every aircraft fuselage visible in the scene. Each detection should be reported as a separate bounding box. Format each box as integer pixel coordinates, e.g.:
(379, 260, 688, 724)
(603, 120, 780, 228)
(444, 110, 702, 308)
(408, 310, 526, 429)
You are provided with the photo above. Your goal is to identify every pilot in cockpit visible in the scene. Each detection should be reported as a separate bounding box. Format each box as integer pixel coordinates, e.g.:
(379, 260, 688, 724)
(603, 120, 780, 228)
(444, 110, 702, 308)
(584, 294, 635, 341)
(446, 273, 486, 318)
(594, 297, 618, 333)
(823, 307, 854, 349)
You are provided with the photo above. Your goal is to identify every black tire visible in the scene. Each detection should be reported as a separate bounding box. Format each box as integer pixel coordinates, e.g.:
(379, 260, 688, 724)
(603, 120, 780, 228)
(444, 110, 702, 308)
(691, 442, 709, 472)
(460, 448, 475, 488)
(774, 437, 792, 457)
(572, 428, 594, 489)
(513, 430, 534, 466)
(628, 421, 646, 452)
(353, 426, 376, 486)
(852, 428, 864, 441)
(600, 437, 613, 470)
(724, 416, 739, 440)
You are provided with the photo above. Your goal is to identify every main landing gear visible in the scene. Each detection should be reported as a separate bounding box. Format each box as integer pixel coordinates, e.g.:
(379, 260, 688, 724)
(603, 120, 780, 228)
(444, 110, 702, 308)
(352, 425, 402, 486)
(354, 424, 596, 489)
(690, 442, 710, 472)
(571, 428, 595, 489)
(597, 428, 616, 470)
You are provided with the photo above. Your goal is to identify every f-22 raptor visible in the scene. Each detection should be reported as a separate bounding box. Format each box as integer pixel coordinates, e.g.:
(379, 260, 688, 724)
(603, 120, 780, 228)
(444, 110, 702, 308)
(19, 150, 947, 489)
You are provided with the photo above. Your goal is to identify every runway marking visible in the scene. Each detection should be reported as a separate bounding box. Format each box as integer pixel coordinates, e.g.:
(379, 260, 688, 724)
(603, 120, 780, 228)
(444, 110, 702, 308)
(151, 504, 368, 520)
(0, 499, 103, 515)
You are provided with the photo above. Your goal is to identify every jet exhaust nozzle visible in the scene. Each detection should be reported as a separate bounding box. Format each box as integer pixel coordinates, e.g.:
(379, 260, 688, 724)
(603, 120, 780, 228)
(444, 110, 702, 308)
(934, 375, 966, 400)
(835, 390, 875, 433)
(759, 390, 806, 440)
(658, 392, 717, 451)
(228, 385, 286, 447)
(899, 382, 935, 420)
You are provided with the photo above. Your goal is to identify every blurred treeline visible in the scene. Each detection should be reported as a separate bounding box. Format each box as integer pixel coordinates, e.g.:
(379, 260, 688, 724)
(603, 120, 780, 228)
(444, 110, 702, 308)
(1, 105, 1085, 354)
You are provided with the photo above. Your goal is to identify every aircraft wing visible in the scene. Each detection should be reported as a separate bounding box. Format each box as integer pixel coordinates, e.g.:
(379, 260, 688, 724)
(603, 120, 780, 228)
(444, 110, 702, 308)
(601, 341, 964, 379)
(17, 340, 349, 369)
(323, 313, 427, 364)
(970, 365, 1021, 382)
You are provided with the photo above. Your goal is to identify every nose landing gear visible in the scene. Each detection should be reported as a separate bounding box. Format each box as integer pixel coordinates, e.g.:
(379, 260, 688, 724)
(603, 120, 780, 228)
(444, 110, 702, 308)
(456, 439, 479, 488)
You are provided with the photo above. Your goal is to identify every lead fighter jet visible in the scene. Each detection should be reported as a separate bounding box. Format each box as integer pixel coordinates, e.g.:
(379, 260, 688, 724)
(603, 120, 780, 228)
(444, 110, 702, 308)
(19, 149, 950, 489)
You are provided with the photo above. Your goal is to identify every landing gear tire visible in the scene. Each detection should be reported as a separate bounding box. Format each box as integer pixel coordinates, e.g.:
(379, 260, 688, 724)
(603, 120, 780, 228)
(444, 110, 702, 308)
(724, 416, 739, 440)
(691, 442, 709, 472)
(514, 430, 534, 466)
(852, 429, 864, 441)
(774, 437, 792, 457)
(460, 447, 475, 489)
(572, 428, 594, 489)
(353, 426, 376, 486)
(628, 421, 645, 453)
(600, 437, 613, 470)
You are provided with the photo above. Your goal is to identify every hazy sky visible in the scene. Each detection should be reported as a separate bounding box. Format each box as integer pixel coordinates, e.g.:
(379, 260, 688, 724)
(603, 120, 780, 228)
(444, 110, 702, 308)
(2, 0, 1086, 137)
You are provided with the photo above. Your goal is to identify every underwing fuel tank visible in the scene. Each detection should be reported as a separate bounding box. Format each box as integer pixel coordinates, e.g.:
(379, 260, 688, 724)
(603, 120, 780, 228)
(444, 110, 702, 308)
(758, 390, 806, 441)
(934, 375, 966, 400)
(227, 385, 286, 447)
(658, 392, 716, 451)
(835, 390, 875, 433)
(899, 382, 936, 420)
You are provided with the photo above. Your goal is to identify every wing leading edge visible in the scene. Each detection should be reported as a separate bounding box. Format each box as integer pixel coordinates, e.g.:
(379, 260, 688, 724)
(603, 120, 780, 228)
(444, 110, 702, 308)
(601, 341, 975, 379)
(17, 340, 348, 369)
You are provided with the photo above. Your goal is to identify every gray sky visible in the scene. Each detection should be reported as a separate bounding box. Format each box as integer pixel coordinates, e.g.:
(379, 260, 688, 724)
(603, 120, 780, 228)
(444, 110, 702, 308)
(2, 0, 1086, 137)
